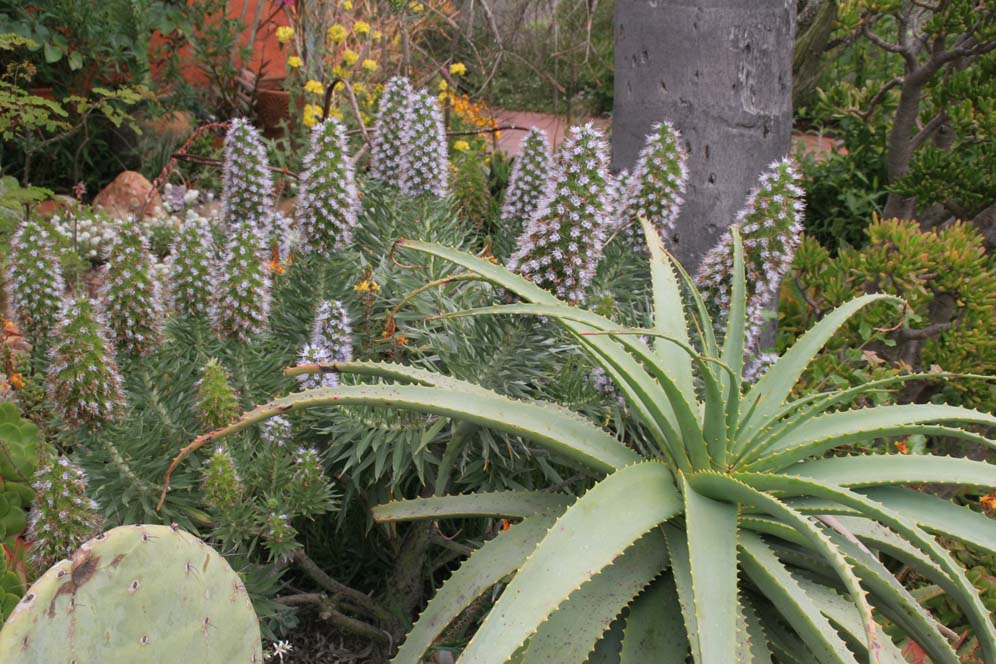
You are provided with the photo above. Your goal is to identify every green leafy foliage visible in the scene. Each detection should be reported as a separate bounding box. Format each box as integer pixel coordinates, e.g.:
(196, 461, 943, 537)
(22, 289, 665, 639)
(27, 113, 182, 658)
(782, 218, 996, 411)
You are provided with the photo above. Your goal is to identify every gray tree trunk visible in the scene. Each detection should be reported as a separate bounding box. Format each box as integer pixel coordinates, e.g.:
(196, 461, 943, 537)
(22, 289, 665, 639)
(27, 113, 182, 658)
(613, 0, 797, 270)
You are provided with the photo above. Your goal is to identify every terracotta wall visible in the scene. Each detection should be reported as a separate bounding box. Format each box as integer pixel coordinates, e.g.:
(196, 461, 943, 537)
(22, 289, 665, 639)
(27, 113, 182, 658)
(152, 1, 290, 86)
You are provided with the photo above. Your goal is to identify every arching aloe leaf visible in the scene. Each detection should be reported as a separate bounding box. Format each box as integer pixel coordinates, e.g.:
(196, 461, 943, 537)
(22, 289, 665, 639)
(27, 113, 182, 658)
(372, 491, 575, 522)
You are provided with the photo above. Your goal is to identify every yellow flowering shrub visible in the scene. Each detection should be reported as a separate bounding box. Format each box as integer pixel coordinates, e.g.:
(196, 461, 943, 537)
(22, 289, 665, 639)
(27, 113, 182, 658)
(354, 20, 371, 34)
(449, 62, 467, 76)
(287, 55, 303, 69)
(342, 49, 360, 66)
(453, 140, 470, 152)
(304, 80, 325, 95)
(327, 24, 348, 42)
(362, 59, 378, 72)
(276, 26, 295, 44)
(303, 104, 324, 127)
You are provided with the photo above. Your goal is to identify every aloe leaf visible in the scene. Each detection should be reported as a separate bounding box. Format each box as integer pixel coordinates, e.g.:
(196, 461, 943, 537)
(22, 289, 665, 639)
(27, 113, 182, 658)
(458, 461, 682, 664)
(738, 294, 903, 438)
(639, 216, 696, 410)
(746, 403, 996, 470)
(391, 515, 558, 664)
(372, 491, 574, 522)
(190, 383, 639, 473)
(519, 532, 668, 664)
(662, 525, 703, 662)
(691, 473, 880, 660)
(736, 473, 996, 661)
(286, 359, 493, 393)
(619, 574, 689, 664)
(752, 597, 818, 664)
(680, 475, 739, 664)
(785, 454, 996, 489)
(719, 226, 746, 431)
(860, 486, 996, 552)
(739, 533, 856, 664)
(434, 303, 707, 468)
(737, 595, 773, 664)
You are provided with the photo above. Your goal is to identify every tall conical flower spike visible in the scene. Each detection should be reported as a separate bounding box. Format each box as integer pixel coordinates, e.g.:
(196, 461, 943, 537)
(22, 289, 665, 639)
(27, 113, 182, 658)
(212, 221, 271, 341)
(221, 118, 275, 242)
(195, 358, 240, 432)
(695, 158, 805, 346)
(369, 76, 414, 184)
(103, 221, 163, 356)
(508, 123, 615, 304)
(400, 89, 449, 197)
(26, 454, 103, 575)
(298, 300, 352, 389)
(46, 294, 125, 427)
(298, 118, 360, 256)
(168, 212, 216, 319)
(9, 219, 64, 343)
(618, 120, 688, 244)
(500, 128, 552, 236)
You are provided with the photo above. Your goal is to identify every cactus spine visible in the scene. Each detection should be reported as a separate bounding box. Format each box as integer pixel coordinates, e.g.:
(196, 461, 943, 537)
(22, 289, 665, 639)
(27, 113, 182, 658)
(103, 220, 163, 356)
(509, 124, 615, 303)
(46, 295, 125, 428)
(0, 524, 263, 663)
(298, 118, 360, 256)
(9, 219, 64, 344)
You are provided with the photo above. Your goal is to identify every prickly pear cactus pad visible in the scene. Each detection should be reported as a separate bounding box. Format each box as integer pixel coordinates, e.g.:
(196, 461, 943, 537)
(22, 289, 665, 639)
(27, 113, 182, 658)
(0, 524, 263, 663)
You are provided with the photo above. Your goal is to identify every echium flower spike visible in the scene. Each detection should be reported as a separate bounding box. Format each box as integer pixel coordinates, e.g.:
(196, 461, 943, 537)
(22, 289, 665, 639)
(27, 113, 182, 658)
(103, 220, 163, 356)
(213, 221, 271, 341)
(369, 76, 413, 183)
(298, 118, 360, 256)
(400, 89, 449, 197)
(222, 118, 275, 243)
(695, 158, 805, 346)
(26, 454, 103, 575)
(9, 218, 64, 343)
(46, 294, 125, 428)
(618, 121, 688, 244)
(195, 358, 241, 432)
(500, 128, 552, 235)
(508, 123, 615, 303)
(298, 300, 352, 389)
(168, 213, 216, 319)
(202, 446, 243, 512)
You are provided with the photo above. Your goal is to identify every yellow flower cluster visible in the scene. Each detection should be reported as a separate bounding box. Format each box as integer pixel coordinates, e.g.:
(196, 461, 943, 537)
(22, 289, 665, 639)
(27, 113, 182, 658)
(276, 26, 295, 44)
(303, 104, 324, 127)
(362, 59, 378, 72)
(287, 55, 303, 68)
(354, 279, 381, 293)
(327, 23, 348, 42)
(304, 79, 325, 95)
(343, 0, 353, 8)
(453, 140, 470, 152)
(354, 20, 371, 34)
(409, 1, 424, 11)
(449, 62, 467, 76)
(343, 49, 359, 66)
(440, 91, 499, 138)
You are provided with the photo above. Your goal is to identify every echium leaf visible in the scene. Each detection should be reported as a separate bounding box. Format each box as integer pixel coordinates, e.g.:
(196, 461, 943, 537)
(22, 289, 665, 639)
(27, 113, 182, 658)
(46, 294, 125, 428)
(500, 128, 552, 235)
(618, 120, 688, 246)
(221, 118, 275, 243)
(695, 158, 805, 347)
(168, 212, 216, 319)
(9, 218, 64, 343)
(298, 300, 352, 389)
(212, 221, 270, 341)
(26, 454, 103, 575)
(369, 76, 414, 184)
(400, 88, 449, 197)
(508, 123, 615, 303)
(103, 220, 163, 356)
(298, 117, 359, 256)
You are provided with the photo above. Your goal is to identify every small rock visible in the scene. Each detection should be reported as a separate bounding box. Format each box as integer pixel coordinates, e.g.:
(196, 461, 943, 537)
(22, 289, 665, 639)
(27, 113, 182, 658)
(94, 171, 161, 219)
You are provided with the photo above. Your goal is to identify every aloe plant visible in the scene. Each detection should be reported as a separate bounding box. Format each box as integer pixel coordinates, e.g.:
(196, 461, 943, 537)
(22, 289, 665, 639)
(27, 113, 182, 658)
(160, 219, 996, 663)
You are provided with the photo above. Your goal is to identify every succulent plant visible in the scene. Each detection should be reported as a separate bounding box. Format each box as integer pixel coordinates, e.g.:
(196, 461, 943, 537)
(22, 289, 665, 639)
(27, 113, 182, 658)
(500, 128, 552, 235)
(177, 219, 996, 663)
(222, 117, 275, 244)
(369, 76, 414, 184)
(202, 445, 243, 512)
(298, 118, 360, 257)
(24, 454, 102, 575)
(0, 524, 264, 662)
(0, 404, 42, 558)
(167, 212, 216, 319)
(212, 221, 271, 341)
(617, 120, 688, 244)
(103, 220, 163, 356)
(194, 358, 240, 432)
(45, 295, 125, 428)
(8, 219, 64, 343)
(696, 158, 805, 346)
(400, 89, 449, 198)
(508, 123, 615, 303)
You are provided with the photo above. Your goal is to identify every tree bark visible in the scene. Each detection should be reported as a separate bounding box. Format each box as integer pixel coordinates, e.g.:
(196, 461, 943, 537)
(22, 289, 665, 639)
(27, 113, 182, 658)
(612, 0, 797, 270)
